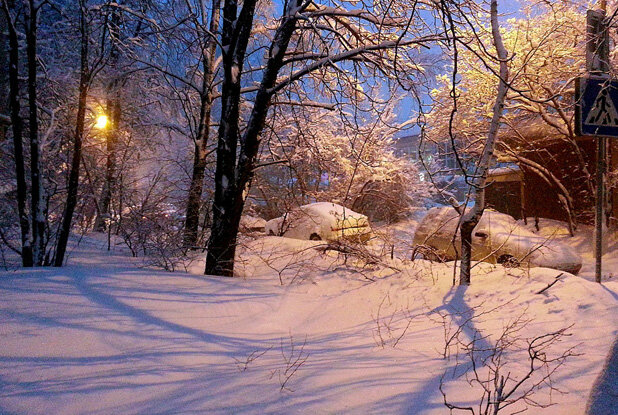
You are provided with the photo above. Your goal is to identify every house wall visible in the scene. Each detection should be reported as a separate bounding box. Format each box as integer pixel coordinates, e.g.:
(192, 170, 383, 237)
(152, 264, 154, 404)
(488, 137, 611, 224)
(485, 180, 524, 219)
(521, 138, 597, 224)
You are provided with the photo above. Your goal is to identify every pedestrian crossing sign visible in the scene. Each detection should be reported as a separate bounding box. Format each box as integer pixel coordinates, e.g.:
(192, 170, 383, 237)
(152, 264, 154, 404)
(576, 75, 618, 137)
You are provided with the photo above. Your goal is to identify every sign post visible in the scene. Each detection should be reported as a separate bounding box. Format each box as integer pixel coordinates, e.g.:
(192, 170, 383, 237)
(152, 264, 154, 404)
(576, 7, 612, 283)
(575, 76, 615, 284)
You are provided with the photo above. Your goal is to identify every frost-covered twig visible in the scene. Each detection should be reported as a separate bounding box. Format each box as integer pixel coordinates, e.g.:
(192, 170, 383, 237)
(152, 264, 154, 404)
(234, 347, 272, 372)
(270, 333, 310, 392)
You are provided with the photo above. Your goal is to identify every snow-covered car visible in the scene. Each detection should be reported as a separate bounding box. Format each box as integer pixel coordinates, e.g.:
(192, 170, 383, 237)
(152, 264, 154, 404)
(265, 202, 371, 242)
(240, 215, 267, 233)
(412, 207, 582, 274)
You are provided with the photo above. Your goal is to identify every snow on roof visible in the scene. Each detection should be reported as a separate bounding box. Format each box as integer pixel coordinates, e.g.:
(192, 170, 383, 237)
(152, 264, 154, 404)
(498, 115, 576, 145)
(487, 164, 521, 177)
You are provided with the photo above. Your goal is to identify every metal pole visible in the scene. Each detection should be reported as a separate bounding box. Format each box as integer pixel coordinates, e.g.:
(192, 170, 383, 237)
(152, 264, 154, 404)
(594, 0, 607, 283)
(595, 136, 605, 283)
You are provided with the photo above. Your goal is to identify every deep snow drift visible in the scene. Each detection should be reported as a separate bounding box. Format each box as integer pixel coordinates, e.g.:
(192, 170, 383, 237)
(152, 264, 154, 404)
(0, 220, 616, 414)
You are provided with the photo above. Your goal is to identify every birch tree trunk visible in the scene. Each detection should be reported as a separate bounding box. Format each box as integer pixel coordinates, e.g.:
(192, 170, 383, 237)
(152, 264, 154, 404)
(459, 0, 509, 285)
(1, 0, 32, 266)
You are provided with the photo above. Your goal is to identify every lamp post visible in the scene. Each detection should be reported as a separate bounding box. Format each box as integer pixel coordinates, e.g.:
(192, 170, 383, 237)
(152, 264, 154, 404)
(92, 111, 115, 250)
(93, 108, 115, 239)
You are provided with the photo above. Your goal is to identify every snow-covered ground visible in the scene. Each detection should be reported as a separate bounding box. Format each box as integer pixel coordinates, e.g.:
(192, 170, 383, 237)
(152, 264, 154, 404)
(0, 218, 616, 414)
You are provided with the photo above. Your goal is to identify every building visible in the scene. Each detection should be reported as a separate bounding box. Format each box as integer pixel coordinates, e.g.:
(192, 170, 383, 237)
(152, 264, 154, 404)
(485, 122, 618, 226)
(392, 134, 459, 174)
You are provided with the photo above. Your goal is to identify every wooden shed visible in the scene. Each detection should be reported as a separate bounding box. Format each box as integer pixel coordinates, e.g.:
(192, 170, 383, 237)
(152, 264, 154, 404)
(485, 164, 525, 220)
(484, 121, 618, 225)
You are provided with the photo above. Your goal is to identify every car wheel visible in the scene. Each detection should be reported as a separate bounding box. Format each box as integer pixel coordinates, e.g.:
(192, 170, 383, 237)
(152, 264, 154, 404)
(309, 233, 322, 241)
(497, 254, 520, 268)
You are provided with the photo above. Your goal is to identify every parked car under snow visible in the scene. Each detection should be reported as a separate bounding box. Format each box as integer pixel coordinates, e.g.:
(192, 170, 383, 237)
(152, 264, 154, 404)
(265, 202, 371, 242)
(413, 207, 582, 274)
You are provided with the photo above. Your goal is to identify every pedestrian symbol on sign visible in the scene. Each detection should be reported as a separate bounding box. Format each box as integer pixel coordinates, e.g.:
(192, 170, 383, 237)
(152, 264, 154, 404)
(575, 76, 618, 136)
(585, 86, 618, 127)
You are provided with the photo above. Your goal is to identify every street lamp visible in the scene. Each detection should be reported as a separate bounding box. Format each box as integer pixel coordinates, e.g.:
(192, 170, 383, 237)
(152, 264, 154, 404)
(94, 114, 109, 129)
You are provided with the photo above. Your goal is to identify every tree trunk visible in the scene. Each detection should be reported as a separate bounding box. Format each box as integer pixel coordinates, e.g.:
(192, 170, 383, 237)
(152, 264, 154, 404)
(205, 0, 259, 276)
(0, 5, 8, 123)
(2, 0, 32, 266)
(183, 0, 220, 248)
(459, 0, 508, 285)
(204, 0, 423, 276)
(183, 140, 208, 247)
(55, 0, 89, 267)
(95, 98, 119, 232)
(459, 217, 475, 285)
(94, 6, 120, 233)
(26, 0, 45, 266)
(205, 0, 300, 276)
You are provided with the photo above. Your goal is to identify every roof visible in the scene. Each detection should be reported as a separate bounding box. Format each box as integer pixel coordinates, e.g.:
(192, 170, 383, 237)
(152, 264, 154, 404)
(498, 115, 579, 145)
(487, 163, 522, 182)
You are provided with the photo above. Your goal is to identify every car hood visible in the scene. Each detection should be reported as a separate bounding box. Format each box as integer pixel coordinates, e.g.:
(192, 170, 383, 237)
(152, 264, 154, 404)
(491, 232, 582, 274)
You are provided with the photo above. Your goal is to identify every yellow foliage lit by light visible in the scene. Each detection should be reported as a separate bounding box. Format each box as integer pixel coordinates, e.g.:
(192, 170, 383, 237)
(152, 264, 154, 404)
(94, 115, 109, 129)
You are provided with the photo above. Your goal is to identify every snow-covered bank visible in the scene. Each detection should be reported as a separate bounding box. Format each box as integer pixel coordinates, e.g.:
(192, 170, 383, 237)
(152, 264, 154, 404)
(0, 234, 616, 414)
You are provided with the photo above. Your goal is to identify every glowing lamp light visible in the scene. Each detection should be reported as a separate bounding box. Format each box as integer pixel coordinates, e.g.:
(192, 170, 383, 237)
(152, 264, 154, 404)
(94, 115, 109, 129)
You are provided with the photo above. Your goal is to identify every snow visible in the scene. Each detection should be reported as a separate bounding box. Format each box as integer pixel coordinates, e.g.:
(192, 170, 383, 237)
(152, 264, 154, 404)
(0, 220, 616, 414)
(240, 215, 267, 232)
(487, 164, 521, 176)
(415, 207, 582, 273)
(231, 65, 239, 84)
(264, 202, 369, 241)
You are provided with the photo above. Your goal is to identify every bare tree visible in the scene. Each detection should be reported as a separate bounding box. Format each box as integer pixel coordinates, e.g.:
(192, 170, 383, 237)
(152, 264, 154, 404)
(429, 0, 509, 284)
(458, 0, 508, 285)
(205, 0, 443, 276)
(25, 0, 47, 265)
(128, 0, 224, 248)
(94, 2, 122, 232)
(1, 0, 32, 266)
(438, 308, 576, 414)
(430, 4, 593, 234)
(181, 0, 221, 248)
(55, 0, 104, 266)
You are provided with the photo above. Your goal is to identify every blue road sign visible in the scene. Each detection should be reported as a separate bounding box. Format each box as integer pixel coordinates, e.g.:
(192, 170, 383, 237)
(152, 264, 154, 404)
(576, 75, 618, 137)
